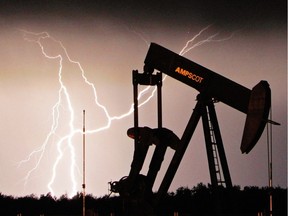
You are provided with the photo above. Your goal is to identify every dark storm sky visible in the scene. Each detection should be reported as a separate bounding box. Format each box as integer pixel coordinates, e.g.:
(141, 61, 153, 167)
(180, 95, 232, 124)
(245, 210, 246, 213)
(1, 0, 286, 27)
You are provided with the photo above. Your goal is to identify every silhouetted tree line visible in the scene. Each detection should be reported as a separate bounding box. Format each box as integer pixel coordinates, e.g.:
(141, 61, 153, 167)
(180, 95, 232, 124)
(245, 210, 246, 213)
(0, 184, 286, 216)
(157, 184, 287, 216)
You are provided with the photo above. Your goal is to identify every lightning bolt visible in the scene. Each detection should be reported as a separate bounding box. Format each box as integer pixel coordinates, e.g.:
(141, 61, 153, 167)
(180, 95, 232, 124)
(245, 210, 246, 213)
(17, 25, 235, 197)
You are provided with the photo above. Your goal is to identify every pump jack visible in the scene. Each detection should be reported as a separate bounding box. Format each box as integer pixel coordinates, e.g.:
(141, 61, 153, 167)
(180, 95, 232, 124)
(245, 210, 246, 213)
(110, 43, 274, 214)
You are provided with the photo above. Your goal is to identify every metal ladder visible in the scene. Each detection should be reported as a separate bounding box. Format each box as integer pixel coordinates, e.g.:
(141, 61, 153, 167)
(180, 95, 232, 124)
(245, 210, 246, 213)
(207, 108, 225, 186)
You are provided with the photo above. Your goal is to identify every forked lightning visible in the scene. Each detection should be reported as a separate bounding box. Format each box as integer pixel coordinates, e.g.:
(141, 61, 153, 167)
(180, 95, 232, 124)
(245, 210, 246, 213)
(18, 26, 234, 197)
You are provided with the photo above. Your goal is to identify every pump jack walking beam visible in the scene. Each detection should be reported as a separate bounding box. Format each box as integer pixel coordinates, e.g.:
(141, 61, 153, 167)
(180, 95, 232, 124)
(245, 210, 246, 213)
(144, 43, 271, 154)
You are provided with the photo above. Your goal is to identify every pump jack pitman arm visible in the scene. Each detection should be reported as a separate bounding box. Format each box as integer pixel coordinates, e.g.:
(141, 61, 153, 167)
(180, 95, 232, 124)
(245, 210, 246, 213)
(144, 43, 272, 153)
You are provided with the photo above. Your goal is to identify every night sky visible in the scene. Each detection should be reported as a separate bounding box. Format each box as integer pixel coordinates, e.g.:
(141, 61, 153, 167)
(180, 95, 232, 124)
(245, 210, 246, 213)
(0, 0, 286, 197)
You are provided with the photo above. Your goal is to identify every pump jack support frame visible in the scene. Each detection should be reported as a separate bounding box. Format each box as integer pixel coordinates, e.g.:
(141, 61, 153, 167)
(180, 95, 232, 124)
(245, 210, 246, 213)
(155, 94, 232, 205)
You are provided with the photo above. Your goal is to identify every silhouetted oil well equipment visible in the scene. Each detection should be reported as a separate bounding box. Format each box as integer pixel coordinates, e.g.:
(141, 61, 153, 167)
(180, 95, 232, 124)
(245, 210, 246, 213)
(110, 43, 278, 214)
